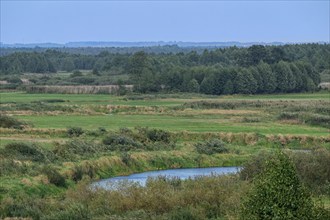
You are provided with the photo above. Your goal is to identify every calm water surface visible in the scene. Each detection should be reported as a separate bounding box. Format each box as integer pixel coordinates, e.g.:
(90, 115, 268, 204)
(93, 166, 240, 189)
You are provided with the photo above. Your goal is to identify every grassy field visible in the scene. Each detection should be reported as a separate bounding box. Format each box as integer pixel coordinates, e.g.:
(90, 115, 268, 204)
(0, 91, 329, 219)
(1, 91, 330, 136)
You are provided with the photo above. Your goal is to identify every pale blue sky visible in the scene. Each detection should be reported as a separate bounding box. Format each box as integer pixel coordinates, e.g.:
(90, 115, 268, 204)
(1, 1, 329, 44)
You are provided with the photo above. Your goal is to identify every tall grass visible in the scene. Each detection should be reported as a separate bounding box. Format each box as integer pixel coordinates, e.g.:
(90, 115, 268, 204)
(25, 85, 133, 94)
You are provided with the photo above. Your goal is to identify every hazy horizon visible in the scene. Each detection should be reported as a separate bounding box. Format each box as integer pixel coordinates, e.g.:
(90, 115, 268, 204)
(1, 1, 329, 44)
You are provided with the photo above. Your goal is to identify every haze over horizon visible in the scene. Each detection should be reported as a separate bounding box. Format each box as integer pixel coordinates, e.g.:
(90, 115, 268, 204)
(1, 1, 329, 44)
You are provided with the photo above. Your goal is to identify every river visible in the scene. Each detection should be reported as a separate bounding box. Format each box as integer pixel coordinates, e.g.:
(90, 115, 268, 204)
(93, 166, 240, 189)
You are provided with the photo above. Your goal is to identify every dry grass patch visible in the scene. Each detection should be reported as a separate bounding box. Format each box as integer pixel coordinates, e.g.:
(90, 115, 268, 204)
(180, 109, 261, 115)
(278, 119, 303, 125)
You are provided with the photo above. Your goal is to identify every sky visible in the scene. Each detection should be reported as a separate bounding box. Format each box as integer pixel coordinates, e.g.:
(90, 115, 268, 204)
(1, 0, 329, 44)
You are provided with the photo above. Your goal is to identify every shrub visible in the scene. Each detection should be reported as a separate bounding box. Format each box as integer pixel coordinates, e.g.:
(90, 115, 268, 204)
(241, 151, 314, 219)
(98, 127, 107, 133)
(121, 152, 131, 165)
(195, 139, 228, 155)
(42, 166, 66, 187)
(146, 128, 172, 143)
(277, 112, 299, 120)
(240, 149, 330, 196)
(102, 134, 143, 151)
(239, 151, 273, 181)
(2, 142, 51, 162)
(169, 207, 199, 220)
(7, 76, 23, 84)
(290, 148, 330, 195)
(0, 159, 30, 176)
(53, 140, 101, 160)
(305, 113, 330, 129)
(67, 127, 84, 137)
(71, 70, 83, 77)
(0, 114, 27, 129)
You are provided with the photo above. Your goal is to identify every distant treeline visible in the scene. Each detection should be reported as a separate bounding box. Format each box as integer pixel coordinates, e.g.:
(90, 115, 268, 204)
(0, 43, 329, 95)
(0, 45, 210, 56)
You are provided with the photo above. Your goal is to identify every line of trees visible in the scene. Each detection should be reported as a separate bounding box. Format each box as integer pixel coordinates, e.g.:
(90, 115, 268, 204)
(0, 43, 328, 94)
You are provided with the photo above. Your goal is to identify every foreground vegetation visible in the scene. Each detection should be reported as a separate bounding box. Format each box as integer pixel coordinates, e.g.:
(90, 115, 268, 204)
(0, 91, 329, 219)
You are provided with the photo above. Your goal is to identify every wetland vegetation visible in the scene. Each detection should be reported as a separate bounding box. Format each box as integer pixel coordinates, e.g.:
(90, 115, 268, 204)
(0, 90, 329, 219)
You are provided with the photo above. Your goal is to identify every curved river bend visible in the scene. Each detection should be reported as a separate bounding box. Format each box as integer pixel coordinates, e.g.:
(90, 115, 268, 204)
(93, 166, 240, 189)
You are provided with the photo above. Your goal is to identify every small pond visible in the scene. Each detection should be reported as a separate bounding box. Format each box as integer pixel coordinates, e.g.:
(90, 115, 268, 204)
(93, 166, 240, 189)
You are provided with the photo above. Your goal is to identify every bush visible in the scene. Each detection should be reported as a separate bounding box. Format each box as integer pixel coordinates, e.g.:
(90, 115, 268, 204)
(71, 70, 83, 77)
(42, 166, 66, 187)
(146, 128, 172, 143)
(2, 142, 52, 162)
(53, 140, 101, 160)
(290, 148, 330, 195)
(195, 139, 228, 155)
(305, 113, 330, 129)
(241, 151, 315, 219)
(134, 127, 175, 145)
(239, 151, 273, 181)
(0, 159, 30, 176)
(102, 134, 143, 151)
(240, 149, 330, 195)
(104, 128, 176, 151)
(0, 114, 27, 129)
(67, 127, 84, 137)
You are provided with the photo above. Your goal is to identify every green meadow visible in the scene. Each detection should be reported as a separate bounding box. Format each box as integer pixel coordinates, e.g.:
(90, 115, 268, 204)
(1, 91, 329, 219)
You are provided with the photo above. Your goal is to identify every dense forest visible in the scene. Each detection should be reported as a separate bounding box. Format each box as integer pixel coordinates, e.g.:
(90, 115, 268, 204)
(0, 43, 329, 95)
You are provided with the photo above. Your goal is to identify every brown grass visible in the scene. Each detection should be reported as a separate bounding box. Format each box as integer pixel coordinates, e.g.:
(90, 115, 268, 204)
(25, 85, 133, 94)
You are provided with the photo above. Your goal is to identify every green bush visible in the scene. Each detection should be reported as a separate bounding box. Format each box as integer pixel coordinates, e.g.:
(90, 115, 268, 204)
(0, 114, 27, 129)
(2, 142, 52, 162)
(239, 151, 273, 181)
(290, 148, 330, 195)
(195, 139, 228, 155)
(42, 166, 66, 187)
(103, 134, 143, 151)
(146, 128, 172, 143)
(305, 113, 330, 129)
(103, 129, 176, 151)
(169, 207, 199, 220)
(277, 111, 299, 120)
(241, 151, 315, 219)
(0, 159, 30, 176)
(53, 140, 101, 160)
(240, 149, 330, 195)
(67, 127, 84, 137)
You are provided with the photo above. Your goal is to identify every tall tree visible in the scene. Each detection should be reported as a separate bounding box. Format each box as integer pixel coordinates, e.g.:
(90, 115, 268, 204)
(234, 68, 257, 94)
(257, 61, 276, 93)
(274, 61, 292, 93)
(247, 45, 269, 65)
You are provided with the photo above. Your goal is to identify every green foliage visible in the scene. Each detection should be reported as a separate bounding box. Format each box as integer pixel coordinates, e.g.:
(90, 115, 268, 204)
(42, 166, 66, 187)
(186, 79, 200, 93)
(195, 138, 228, 155)
(145, 128, 172, 143)
(241, 151, 315, 219)
(66, 126, 84, 137)
(102, 133, 143, 151)
(290, 149, 330, 195)
(7, 76, 23, 84)
(234, 69, 257, 94)
(223, 79, 234, 94)
(53, 140, 101, 160)
(71, 70, 83, 77)
(0, 114, 27, 129)
(2, 142, 53, 162)
(102, 128, 175, 151)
